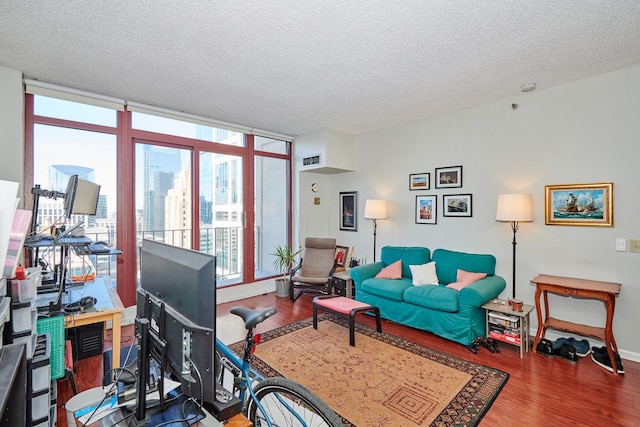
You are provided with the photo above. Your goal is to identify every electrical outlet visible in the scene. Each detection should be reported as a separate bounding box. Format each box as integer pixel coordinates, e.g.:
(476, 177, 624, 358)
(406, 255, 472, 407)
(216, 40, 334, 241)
(616, 239, 627, 252)
(630, 240, 640, 253)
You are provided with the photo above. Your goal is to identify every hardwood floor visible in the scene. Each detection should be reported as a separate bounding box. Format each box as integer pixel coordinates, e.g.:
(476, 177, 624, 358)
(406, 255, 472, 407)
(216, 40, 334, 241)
(59, 292, 640, 426)
(218, 293, 640, 426)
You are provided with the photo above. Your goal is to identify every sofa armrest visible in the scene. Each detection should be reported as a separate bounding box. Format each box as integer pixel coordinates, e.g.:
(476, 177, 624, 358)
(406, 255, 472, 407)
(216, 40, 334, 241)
(350, 262, 385, 289)
(459, 275, 507, 307)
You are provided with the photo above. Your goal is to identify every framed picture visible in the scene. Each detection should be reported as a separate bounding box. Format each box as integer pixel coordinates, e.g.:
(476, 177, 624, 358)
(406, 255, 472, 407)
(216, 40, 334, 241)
(415, 195, 437, 224)
(335, 245, 349, 268)
(545, 182, 613, 227)
(443, 194, 472, 217)
(409, 173, 430, 190)
(339, 191, 358, 231)
(435, 165, 463, 188)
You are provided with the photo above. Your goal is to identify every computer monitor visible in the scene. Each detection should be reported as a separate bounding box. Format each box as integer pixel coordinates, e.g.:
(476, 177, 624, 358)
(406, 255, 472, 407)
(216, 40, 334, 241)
(139, 239, 216, 329)
(63, 174, 101, 218)
(136, 239, 218, 414)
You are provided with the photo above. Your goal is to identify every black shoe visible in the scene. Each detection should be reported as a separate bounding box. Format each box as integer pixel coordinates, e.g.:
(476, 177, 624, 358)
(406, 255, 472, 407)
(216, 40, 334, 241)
(536, 338, 554, 357)
(554, 343, 578, 363)
(591, 350, 625, 374)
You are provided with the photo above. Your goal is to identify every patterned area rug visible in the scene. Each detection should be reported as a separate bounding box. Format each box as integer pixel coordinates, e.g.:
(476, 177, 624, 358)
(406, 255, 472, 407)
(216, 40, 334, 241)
(229, 314, 508, 427)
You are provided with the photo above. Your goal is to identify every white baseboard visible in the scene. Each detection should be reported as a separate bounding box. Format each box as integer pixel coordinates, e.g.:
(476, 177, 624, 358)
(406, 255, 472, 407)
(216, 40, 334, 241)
(216, 278, 276, 304)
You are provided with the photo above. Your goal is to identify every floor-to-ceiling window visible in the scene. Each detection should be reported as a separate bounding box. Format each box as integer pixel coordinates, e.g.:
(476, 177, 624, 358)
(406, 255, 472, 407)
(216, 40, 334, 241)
(254, 136, 290, 280)
(29, 96, 118, 285)
(131, 112, 250, 287)
(199, 151, 244, 285)
(26, 89, 292, 305)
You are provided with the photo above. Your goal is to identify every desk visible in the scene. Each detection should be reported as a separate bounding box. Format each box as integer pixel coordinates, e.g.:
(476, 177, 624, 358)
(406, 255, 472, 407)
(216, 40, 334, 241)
(65, 276, 125, 372)
(531, 274, 621, 375)
(38, 276, 124, 372)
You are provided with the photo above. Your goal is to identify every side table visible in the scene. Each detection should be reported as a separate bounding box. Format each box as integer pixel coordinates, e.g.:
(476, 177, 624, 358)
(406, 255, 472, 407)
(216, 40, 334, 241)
(332, 270, 354, 299)
(530, 274, 621, 375)
(482, 299, 534, 358)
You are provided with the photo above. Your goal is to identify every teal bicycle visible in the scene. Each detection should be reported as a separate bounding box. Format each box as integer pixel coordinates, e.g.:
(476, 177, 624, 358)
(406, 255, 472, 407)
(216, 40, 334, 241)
(215, 306, 344, 427)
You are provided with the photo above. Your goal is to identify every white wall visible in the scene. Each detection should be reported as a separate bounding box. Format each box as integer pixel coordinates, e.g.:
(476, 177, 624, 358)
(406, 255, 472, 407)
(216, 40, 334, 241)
(0, 66, 24, 196)
(295, 65, 640, 360)
(3, 63, 640, 359)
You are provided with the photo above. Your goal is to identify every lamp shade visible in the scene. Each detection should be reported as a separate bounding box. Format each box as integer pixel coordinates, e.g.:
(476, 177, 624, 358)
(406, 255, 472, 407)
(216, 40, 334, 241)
(364, 199, 387, 219)
(496, 193, 533, 222)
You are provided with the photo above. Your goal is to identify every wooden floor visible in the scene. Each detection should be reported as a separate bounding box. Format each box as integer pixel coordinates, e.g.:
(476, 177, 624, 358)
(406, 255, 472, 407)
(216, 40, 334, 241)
(59, 292, 640, 426)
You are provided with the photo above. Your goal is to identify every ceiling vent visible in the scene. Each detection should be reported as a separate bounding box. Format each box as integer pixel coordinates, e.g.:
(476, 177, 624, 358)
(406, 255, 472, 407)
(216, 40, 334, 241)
(302, 154, 321, 167)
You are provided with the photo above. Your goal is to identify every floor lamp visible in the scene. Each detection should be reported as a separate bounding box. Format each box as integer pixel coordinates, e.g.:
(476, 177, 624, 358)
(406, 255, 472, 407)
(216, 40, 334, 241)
(496, 194, 533, 299)
(364, 199, 387, 262)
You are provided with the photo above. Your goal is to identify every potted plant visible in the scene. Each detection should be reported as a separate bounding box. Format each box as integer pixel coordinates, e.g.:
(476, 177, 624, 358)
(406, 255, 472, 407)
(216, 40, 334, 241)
(270, 244, 302, 297)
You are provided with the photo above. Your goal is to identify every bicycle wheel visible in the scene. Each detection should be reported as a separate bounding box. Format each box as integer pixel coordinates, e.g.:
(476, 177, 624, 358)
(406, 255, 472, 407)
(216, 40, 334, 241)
(247, 377, 344, 427)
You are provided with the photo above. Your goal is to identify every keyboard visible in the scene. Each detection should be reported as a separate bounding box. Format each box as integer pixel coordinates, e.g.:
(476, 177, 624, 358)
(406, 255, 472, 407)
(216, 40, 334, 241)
(87, 242, 111, 254)
(59, 236, 92, 245)
(24, 234, 54, 244)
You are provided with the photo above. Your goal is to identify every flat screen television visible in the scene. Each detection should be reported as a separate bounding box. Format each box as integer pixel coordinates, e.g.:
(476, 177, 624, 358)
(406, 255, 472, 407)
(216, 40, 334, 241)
(139, 239, 216, 329)
(137, 239, 219, 415)
(63, 174, 101, 218)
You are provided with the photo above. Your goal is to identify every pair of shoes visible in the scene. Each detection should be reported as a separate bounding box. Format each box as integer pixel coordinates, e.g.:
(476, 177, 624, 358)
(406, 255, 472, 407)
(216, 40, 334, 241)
(567, 337, 590, 357)
(536, 338, 554, 356)
(591, 347, 625, 374)
(553, 343, 578, 363)
(554, 337, 591, 357)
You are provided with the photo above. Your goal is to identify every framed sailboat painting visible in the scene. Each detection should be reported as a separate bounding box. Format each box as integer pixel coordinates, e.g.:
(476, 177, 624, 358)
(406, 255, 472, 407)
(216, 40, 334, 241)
(545, 182, 613, 227)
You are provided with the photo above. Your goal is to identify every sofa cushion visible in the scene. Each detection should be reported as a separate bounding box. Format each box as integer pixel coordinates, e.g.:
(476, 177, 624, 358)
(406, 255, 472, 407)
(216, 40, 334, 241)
(404, 284, 459, 312)
(432, 249, 496, 285)
(375, 260, 402, 279)
(409, 262, 439, 285)
(361, 277, 412, 302)
(446, 269, 488, 290)
(381, 246, 431, 279)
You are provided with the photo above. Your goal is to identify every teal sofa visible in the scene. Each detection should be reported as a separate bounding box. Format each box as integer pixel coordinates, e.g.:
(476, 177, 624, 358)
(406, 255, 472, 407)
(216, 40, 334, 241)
(350, 246, 506, 346)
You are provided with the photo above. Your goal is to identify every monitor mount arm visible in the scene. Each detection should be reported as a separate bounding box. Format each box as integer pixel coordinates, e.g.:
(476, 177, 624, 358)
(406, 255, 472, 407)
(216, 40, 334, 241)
(29, 184, 65, 235)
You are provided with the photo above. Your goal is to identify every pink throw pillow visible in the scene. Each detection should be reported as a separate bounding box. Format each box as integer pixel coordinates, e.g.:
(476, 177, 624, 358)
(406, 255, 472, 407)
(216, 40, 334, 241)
(375, 260, 402, 279)
(446, 269, 487, 290)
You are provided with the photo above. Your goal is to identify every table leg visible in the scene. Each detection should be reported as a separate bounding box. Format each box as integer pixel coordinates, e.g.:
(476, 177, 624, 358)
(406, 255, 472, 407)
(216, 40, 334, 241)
(523, 313, 531, 351)
(111, 312, 122, 372)
(312, 303, 319, 329)
(604, 295, 618, 375)
(520, 318, 524, 358)
(533, 286, 544, 352)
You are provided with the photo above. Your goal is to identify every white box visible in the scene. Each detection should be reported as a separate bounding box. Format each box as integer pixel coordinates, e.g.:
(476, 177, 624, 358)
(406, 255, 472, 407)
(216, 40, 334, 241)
(13, 325, 37, 357)
(12, 299, 36, 334)
(11, 271, 41, 302)
(30, 390, 51, 421)
(31, 362, 51, 394)
(30, 334, 52, 394)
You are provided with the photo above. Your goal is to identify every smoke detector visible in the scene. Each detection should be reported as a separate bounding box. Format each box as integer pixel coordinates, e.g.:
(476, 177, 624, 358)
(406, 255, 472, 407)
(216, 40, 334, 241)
(521, 82, 537, 93)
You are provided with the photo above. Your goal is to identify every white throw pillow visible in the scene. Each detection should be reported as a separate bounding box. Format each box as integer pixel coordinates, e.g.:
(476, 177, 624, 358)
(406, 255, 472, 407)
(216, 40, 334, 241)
(409, 262, 439, 286)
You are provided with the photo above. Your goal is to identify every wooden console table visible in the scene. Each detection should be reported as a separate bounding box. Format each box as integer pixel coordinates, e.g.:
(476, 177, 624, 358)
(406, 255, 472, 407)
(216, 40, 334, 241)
(531, 274, 621, 374)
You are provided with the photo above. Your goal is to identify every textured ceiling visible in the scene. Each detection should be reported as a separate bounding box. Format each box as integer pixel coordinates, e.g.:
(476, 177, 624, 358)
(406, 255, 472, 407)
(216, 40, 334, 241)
(1, 1, 640, 137)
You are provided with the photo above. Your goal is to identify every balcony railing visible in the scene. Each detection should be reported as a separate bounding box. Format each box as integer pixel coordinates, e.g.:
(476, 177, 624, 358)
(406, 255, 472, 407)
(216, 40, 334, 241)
(72, 226, 274, 288)
(137, 227, 248, 287)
